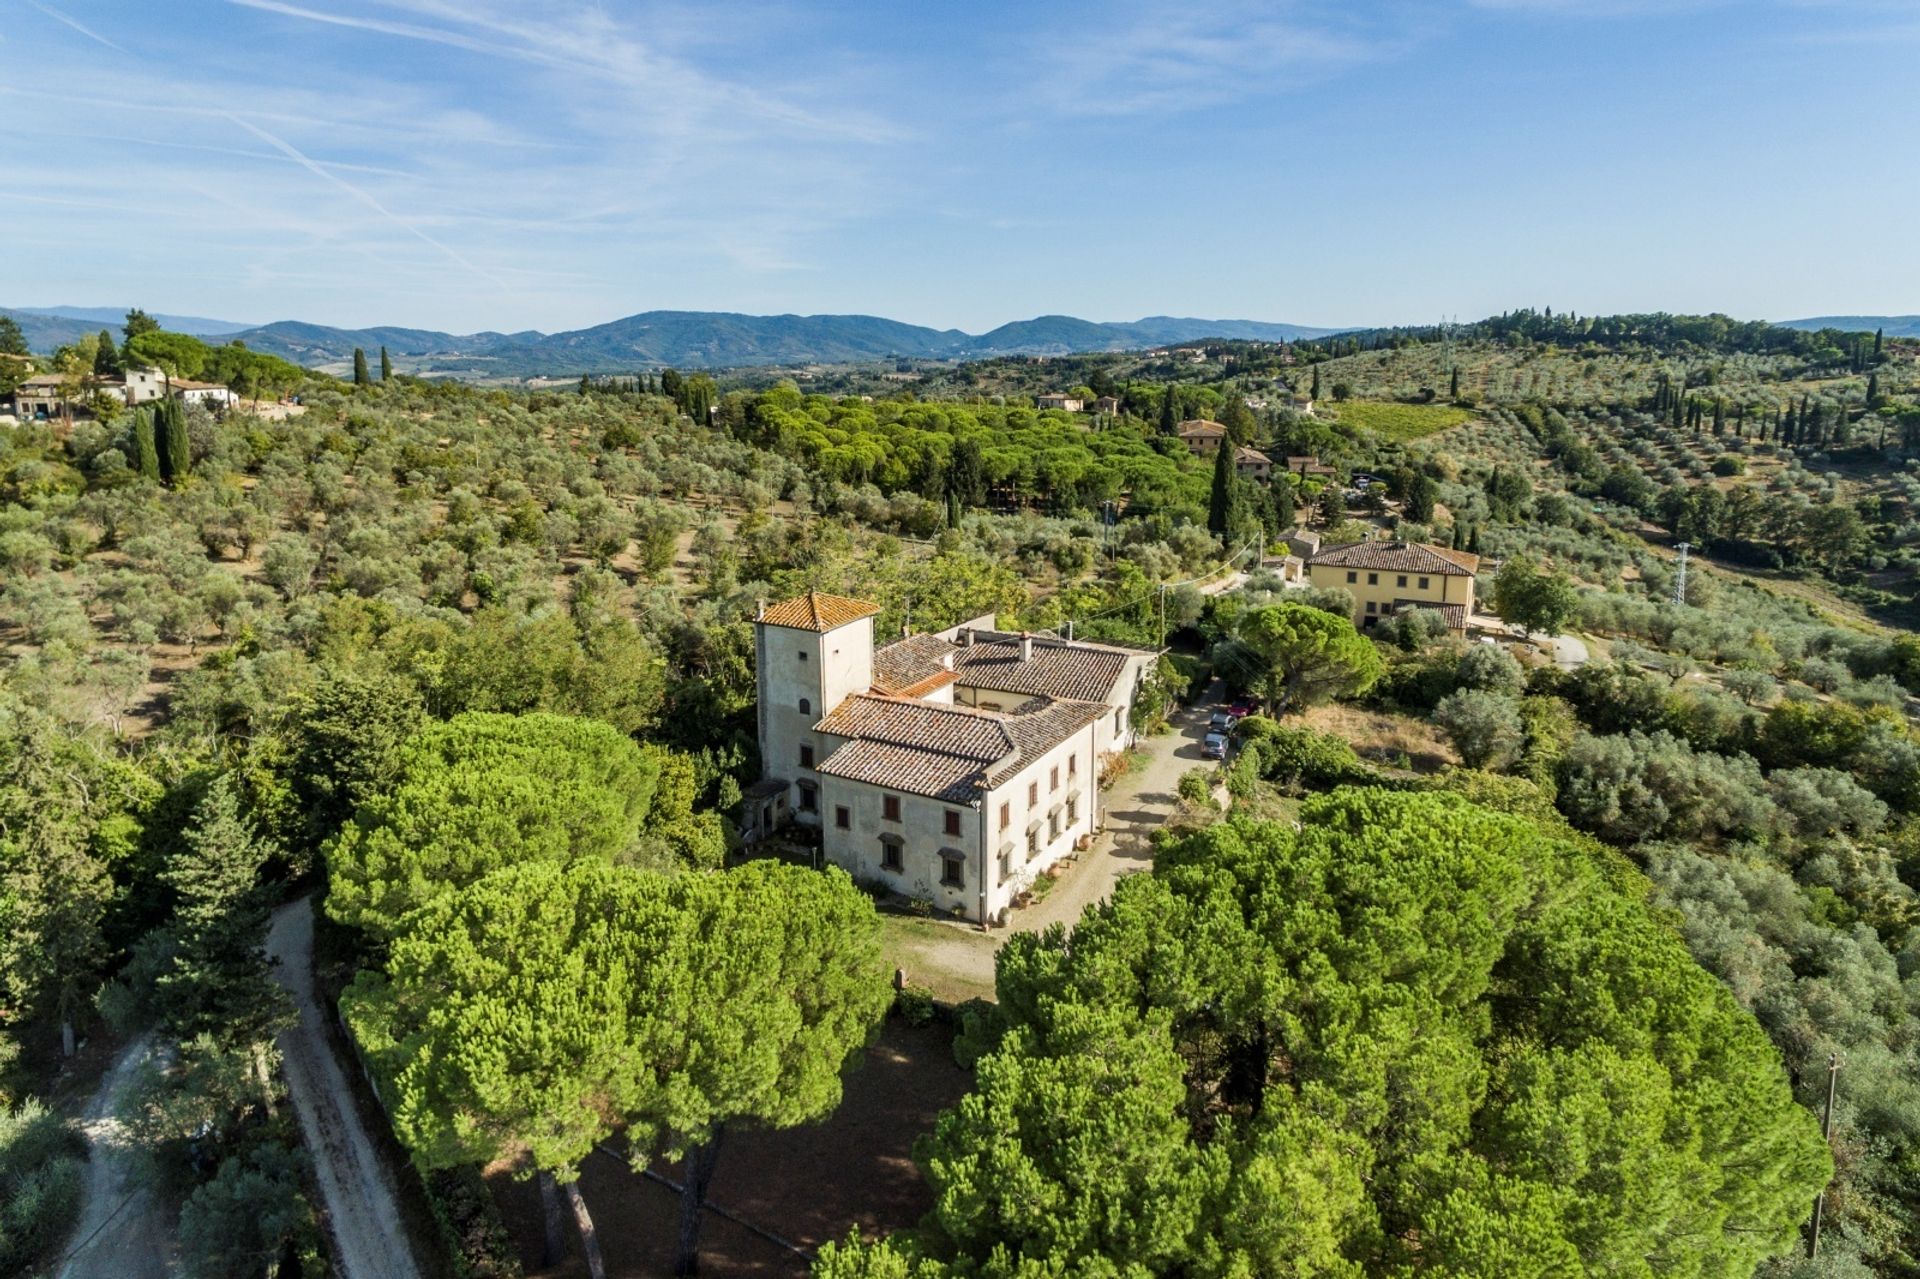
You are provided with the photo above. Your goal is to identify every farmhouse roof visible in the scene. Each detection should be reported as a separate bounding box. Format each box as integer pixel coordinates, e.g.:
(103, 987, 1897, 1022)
(1176, 418, 1227, 438)
(872, 632, 959, 696)
(756, 590, 881, 632)
(813, 693, 1107, 799)
(1235, 446, 1272, 464)
(948, 630, 1139, 703)
(1309, 540, 1480, 576)
(1394, 600, 1469, 630)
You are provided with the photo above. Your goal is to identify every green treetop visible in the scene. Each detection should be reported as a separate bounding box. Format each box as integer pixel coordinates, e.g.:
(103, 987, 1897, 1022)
(819, 791, 1830, 1278)
(352, 347, 370, 386)
(1493, 554, 1580, 638)
(346, 858, 890, 1276)
(323, 711, 672, 941)
(1222, 602, 1383, 713)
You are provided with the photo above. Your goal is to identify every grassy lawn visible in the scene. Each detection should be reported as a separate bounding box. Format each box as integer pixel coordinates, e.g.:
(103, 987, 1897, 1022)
(1330, 400, 1475, 441)
(877, 914, 997, 1005)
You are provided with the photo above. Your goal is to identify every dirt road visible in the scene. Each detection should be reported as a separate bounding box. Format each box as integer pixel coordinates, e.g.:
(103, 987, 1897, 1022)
(56, 1035, 173, 1279)
(268, 900, 423, 1279)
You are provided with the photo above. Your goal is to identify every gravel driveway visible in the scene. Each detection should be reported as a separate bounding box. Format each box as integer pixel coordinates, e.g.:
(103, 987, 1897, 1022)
(269, 900, 423, 1279)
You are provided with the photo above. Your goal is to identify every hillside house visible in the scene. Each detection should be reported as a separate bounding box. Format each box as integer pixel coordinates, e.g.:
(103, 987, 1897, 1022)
(1307, 541, 1479, 635)
(1092, 395, 1121, 415)
(1176, 419, 1228, 455)
(749, 591, 1159, 923)
(169, 378, 237, 408)
(1285, 454, 1338, 478)
(1036, 393, 1084, 412)
(1234, 445, 1273, 481)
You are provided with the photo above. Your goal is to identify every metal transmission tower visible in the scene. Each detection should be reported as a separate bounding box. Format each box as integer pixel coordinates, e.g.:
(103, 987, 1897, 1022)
(1672, 542, 1690, 606)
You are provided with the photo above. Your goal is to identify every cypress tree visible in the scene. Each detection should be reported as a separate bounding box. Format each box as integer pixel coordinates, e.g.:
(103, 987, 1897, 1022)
(1311, 364, 1322, 400)
(1449, 367, 1460, 400)
(155, 396, 189, 485)
(1467, 524, 1483, 555)
(1874, 327, 1884, 359)
(1271, 482, 1295, 531)
(133, 407, 161, 481)
(1208, 440, 1243, 537)
(1160, 385, 1179, 435)
(352, 347, 370, 386)
(1867, 370, 1880, 410)
(947, 489, 962, 530)
(380, 345, 393, 380)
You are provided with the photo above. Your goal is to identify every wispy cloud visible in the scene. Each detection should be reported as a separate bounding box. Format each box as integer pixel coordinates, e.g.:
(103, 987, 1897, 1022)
(1030, 2, 1417, 117)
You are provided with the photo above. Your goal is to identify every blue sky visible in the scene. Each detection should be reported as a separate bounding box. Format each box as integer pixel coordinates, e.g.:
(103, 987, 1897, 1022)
(4, 0, 1915, 334)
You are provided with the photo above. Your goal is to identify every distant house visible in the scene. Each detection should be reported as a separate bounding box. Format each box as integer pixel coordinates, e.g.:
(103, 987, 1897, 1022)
(10, 373, 64, 419)
(1287, 396, 1316, 414)
(108, 366, 169, 406)
(1036, 393, 1084, 412)
(1176, 419, 1228, 455)
(1234, 445, 1272, 481)
(1306, 540, 1480, 634)
(169, 378, 237, 408)
(1284, 454, 1338, 477)
(1092, 395, 1121, 415)
(1286, 529, 1322, 561)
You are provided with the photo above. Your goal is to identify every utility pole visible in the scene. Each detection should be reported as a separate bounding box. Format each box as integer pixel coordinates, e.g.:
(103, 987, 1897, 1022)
(1809, 1053, 1841, 1258)
(1157, 584, 1168, 651)
(1672, 542, 1690, 607)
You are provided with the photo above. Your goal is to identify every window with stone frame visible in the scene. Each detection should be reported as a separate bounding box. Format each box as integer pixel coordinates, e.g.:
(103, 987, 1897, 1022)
(939, 850, 965, 888)
(879, 834, 904, 872)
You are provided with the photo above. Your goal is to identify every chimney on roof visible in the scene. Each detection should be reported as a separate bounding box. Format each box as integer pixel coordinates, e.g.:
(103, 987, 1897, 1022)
(756, 598, 766, 620)
(1065, 620, 1075, 642)
(1020, 632, 1033, 662)
(961, 629, 974, 648)
(902, 624, 911, 638)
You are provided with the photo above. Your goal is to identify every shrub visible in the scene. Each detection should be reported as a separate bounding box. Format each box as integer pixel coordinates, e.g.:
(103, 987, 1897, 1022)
(1711, 454, 1746, 476)
(0, 1099, 84, 1276)
(1433, 688, 1524, 770)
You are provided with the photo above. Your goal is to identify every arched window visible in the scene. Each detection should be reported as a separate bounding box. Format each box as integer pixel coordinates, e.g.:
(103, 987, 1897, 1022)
(798, 697, 812, 715)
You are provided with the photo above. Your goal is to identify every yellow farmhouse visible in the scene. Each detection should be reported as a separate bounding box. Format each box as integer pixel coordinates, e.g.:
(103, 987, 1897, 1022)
(1306, 540, 1480, 634)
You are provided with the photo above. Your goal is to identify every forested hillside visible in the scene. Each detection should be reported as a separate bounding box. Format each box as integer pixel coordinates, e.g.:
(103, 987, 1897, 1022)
(3, 310, 1918, 1277)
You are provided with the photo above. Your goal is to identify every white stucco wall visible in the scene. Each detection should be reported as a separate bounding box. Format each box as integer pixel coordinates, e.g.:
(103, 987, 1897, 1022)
(818, 716, 1101, 923)
(755, 615, 875, 823)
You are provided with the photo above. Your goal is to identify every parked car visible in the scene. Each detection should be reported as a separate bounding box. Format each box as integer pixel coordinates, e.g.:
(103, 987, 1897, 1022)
(1229, 700, 1257, 718)
(1209, 709, 1237, 734)
(1204, 731, 1230, 759)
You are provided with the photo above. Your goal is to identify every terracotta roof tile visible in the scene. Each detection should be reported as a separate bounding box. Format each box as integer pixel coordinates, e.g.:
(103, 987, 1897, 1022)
(758, 591, 881, 632)
(1309, 541, 1479, 576)
(813, 694, 1110, 800)
(1393, 599, 1468, 629)
(949, 633, 1136, 703)
(872, 632, 958, 694)
(1176, 419, 1227, 437)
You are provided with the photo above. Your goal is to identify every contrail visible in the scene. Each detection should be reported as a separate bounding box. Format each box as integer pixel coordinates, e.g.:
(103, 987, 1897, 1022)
(24, 0, 130, 54)
(221, 111, 504, 288)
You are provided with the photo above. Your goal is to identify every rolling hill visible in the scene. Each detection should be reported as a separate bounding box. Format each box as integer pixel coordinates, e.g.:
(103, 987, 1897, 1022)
(1779, 315, 1920, 338)
(218, 310, 1339, 376)
(6, 305, 1337, 375)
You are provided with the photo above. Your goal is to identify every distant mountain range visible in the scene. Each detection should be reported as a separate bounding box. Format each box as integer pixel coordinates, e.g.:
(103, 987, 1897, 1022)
(1778, 315, 1920, 338)
(2, 306, 1339, 376)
